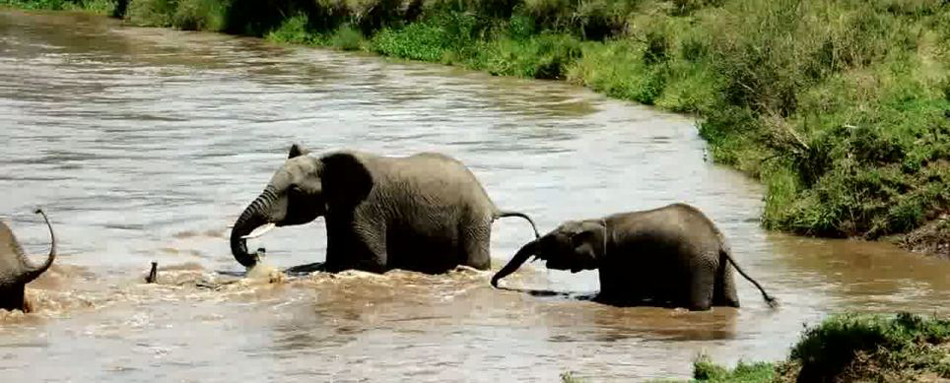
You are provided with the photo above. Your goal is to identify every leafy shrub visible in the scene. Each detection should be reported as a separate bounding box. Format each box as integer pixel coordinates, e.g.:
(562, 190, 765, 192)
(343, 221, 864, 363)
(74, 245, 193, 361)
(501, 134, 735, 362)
(370, 20, 449, 61)
(172, 0, 225, 31)
(266, 13, 316, 44)
(329, 24, 363, 50)
(126, 0, 178, 27)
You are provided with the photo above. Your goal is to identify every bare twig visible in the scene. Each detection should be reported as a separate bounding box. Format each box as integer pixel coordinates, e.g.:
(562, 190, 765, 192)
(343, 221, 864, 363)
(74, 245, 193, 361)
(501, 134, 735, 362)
(145, 261, 158, 284)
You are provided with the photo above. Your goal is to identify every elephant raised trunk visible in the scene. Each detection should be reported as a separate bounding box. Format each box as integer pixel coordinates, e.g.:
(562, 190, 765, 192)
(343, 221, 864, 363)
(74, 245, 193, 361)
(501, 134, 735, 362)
(491, 240, 537, 287)
(230, 186, 278, 268)
(16, 209, 56, 285)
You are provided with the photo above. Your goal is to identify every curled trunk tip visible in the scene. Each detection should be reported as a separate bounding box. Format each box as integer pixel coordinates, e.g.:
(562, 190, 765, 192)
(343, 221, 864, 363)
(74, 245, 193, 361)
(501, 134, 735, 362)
(230, 188, 277, 268)
(491, 240, 537, 288)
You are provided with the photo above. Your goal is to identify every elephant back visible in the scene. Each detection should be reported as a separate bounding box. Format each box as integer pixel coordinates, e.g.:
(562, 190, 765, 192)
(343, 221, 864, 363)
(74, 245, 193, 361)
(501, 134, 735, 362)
(364, 153, 496, 216)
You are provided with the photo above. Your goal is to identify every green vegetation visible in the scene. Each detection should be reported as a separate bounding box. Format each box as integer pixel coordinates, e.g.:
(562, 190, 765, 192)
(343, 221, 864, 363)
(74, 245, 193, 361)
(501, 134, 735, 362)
(691, 355, 775, 383)
(541, 314, 950, 382)
(3, 0, 949, 249)
(784, 312, 950, 382)
(687, 313, 950, 383)
(126, 0, 225, 30)
(0, 0, 112, 13)
(559, 371, 583, 383)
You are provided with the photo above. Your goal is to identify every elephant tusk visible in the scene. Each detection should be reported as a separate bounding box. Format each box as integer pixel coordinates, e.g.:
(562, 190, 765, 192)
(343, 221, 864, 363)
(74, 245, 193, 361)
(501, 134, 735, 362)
(241, 223, 276, 239)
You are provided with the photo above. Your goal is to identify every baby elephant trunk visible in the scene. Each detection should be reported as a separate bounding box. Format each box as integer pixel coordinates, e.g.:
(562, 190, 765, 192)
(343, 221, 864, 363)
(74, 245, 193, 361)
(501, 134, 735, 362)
(490, 240, 537, 288)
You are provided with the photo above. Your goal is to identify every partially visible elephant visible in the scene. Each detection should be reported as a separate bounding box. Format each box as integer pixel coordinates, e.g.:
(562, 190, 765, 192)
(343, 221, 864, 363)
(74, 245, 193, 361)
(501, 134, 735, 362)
(230, 144, 539, 274)
(491, 203, 776, 311)
(0, 209, 56, 312)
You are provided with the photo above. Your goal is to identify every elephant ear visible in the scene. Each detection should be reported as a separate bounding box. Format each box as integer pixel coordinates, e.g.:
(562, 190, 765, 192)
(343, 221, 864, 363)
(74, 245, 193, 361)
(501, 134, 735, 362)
(288, 143, 311, 159)
(571, 230, 597, 258)
(320, 152, 373, 209)
(568, 223, 605, 271)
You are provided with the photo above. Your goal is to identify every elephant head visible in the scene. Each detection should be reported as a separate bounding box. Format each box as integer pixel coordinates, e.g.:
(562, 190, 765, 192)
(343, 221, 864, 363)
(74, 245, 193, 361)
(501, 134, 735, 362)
(230, 144, 372, 268)
(491, 220, 605, 287)
(0, 209, 56, 309)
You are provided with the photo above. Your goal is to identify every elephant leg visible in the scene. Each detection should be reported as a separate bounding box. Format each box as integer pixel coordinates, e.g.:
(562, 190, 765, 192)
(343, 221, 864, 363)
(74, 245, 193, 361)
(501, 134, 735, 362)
(0, 284, 27, 312)
(713, 258, 740, 307)
(686, 251, 717, 311)
(353, 222, 388, 272)
(325, 216, 388, 273)
(595, 267, 639, 306)
(459, 217, 491, 270)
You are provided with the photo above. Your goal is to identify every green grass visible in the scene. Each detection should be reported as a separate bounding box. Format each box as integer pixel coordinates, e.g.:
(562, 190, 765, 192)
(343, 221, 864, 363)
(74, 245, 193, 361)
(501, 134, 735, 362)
(621, 313, 950, 382)
(265, 16, 365, 49)
(124, 0, 226, 30)
(125, 0, 175, 26)
(4, 0, 950, 247)
(369, 19, 454, 62)
(171, 0, 225, 31)
(691, 355, 775, 383)
(266, 13, 320, 45)
(329, 25, 363, 51)
(0, 0, 113, 13)
(685, 313, 950, 383)
(787, 312, 950, 382)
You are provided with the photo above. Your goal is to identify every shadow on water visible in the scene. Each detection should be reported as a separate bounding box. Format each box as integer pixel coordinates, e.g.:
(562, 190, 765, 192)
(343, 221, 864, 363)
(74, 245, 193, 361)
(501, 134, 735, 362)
(283, 261, 326, 275)
(495, 285, 596, 300)
(494, 284, 770, 313)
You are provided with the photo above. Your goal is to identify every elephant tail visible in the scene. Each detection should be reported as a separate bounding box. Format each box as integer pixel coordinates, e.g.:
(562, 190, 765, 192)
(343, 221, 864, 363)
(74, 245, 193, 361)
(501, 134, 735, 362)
(720, 248, 778, 308)
(494, 210, 540, 239)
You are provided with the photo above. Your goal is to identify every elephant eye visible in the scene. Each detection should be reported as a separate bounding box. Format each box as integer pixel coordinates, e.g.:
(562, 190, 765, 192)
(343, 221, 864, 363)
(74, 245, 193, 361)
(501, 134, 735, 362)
(571, 231, 593, 245)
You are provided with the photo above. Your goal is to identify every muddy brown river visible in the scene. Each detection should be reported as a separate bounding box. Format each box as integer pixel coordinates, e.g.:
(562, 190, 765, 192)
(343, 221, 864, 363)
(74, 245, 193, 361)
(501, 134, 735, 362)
(1, 9, 949, 382)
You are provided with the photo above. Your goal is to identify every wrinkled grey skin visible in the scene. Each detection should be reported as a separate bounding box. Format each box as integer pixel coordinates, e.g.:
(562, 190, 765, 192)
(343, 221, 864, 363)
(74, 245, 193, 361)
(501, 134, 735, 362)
(491, 203, 776, 311)
(0, 209, 56, 312)
(231, 144, 539, 274)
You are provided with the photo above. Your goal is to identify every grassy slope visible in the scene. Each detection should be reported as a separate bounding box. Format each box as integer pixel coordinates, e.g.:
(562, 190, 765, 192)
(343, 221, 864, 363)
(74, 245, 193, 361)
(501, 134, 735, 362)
(4, 0, 949, 252)
(670, 313, 950, 383)
(562, 313, 949, 382)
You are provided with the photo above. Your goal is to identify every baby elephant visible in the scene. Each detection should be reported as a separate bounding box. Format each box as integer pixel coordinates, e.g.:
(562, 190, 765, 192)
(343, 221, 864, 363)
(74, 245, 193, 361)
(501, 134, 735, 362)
(491, 203, 776, 311)
(0, 209, 56, 312)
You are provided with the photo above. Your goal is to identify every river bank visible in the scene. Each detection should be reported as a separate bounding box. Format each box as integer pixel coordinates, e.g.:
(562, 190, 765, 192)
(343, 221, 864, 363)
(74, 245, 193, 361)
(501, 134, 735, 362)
(680, 312, 950, 383)
(556, 312, 950, 382)
(3, 0, 948, 257)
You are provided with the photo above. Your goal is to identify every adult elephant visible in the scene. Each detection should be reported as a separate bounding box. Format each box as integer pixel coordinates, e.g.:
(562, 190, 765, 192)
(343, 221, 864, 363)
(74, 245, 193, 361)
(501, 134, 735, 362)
(490, 203, 776, 311)
(0, 208, 56, 312)
(230, 144, 539, 274)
